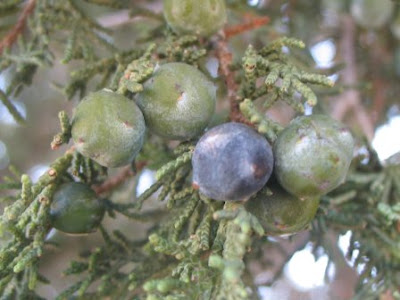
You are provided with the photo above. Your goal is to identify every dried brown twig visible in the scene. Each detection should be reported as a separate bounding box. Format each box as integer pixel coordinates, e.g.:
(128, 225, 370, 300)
(215, 38, 250, 124)
(332, 16, 374, 140)
(224, 15, 269, 39)
(0, 0, 37, 54)
(216, 15, 270, 124)
(92, 161, 147, 195)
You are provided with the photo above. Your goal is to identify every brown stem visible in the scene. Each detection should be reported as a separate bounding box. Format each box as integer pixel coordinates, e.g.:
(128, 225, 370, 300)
(371, 79, 386, 125)
(215, 15, 270, 125)
(369, 38, 391, 126)
(92, 161, 147, 195)
(248, 232, 310, 286)
(265, 232, 310, 285)
(223, 15, 270, 39)
(0, 0, 37, 54)
(324, 231, 358, 300)
(332, 15, 374, 140)
(215, 37, 252, 125)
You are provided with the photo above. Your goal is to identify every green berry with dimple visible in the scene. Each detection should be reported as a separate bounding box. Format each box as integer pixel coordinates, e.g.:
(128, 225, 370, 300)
(245, 184, 320, 236)
(163, 0, 226, 37)
(71, 90, 146, 168)
(136, 63, 216, 140)
(274, 115, 354, 199)
(50, 183, 105, 234)
(351, 0, 394, 29)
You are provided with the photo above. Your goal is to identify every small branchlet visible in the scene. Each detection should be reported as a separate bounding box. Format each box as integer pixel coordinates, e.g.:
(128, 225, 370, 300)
(173, 193, 200, 241)
(0, 152, 73, 296)
(239, 98, 283, 142)
(318, 150, 400, 298)
(0, 166, 23, 194)
(58, 226, 149, 299)
(129, 149, 194, 210)
(158, 34, 207, 65)
(237, 38, 333, 140)
(148, 233, 186, 259)
(168, 187, 194, 209)
(133, 181, 163, 212)
(50, 111, 71, 150)
(190, 208, 212, 254)
(242, 40, 333, 102)
(209, 202, 264, 299)
(0, 88, 25, 125)
(61, 48, 143, 99)
(156, 150, 193, 181)
(117, 44, 156, 94)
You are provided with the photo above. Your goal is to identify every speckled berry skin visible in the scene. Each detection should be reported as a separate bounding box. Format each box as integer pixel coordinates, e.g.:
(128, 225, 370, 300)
(71, 90, 146, 168)
(50, 183, 105, 234)
(245, 183, 320, 236)
(351, 0, 393, 29)
(274, 115, 354, 199)
(163, 0, 226, 37)
(136, 63, 216, 140)
(192, 122, 274, 201)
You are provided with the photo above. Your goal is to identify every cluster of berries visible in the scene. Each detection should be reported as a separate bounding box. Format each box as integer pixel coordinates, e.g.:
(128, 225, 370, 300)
(49, 0, 354, 236)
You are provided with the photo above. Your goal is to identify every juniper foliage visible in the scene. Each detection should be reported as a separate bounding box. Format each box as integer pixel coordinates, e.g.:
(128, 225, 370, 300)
(0, 1, 400, 299)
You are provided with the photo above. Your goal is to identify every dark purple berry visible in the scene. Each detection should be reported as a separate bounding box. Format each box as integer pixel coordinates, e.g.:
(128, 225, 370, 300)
(192, 122, 274, 201)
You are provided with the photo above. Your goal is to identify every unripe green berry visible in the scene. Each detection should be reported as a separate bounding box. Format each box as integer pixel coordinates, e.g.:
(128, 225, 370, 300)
(245, 183, 320, 236)
(50, 183, 105, 234)
(136, 63, 216, 140)
(71, 90, 146, 168)
(163, 0, 227, 37)
(351, 0, 393, 29)
(274, 115, 354, 199)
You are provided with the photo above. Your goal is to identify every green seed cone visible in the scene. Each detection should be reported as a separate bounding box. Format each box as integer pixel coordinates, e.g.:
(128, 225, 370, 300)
(50, 183, 105, 234)
(274, 115, 354, 199)
(137, 63, 216, 140)
(71, 90, 146, 168)
(245, 184, 320, 236)
(163, 0, 227, 37)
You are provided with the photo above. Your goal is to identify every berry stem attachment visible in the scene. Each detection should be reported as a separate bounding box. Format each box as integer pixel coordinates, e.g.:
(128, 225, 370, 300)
(117, 44, 156, 95)
(239, 99, 283, 143)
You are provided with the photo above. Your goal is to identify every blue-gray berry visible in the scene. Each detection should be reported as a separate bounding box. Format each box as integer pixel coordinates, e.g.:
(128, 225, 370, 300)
(192, 122, 274, 201)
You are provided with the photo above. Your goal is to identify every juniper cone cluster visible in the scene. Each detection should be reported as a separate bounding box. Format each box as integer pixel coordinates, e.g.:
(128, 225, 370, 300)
(0, 0, 400, 299)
